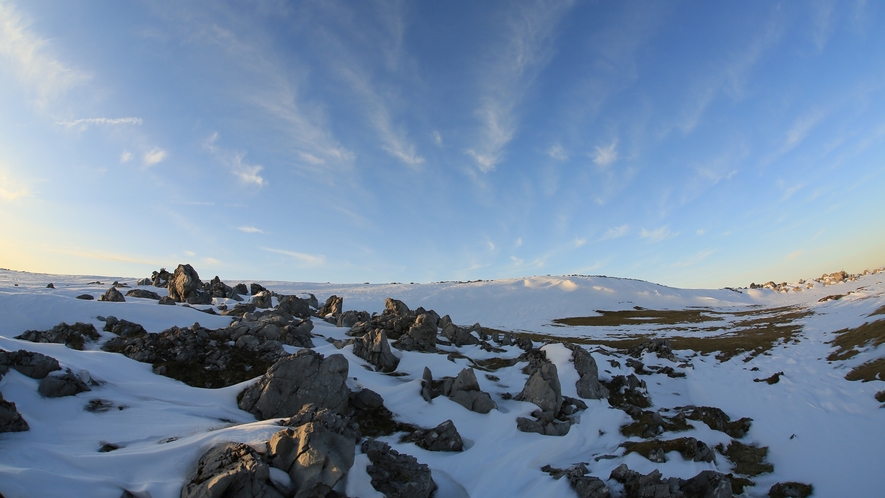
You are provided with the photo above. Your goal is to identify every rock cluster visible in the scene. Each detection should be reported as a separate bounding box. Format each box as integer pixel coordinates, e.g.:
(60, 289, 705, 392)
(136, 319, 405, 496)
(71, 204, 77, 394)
(421, 367, 497, 413)
(15, 322, 100, 350)
(0, 392, 29, 433)
(610, 463, 733, 498)
(360, 439, 436, 498)
(167, 264, 212, 304)
(748, 267, 884, 293)
(403, 419, 464, 452)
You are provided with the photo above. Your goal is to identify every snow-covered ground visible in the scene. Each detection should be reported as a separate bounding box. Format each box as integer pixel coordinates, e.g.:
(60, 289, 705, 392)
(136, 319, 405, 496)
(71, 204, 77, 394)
(1, 268, 883, 497)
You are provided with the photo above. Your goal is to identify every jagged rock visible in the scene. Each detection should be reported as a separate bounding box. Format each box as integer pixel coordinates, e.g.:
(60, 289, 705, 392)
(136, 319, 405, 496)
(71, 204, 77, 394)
(352, 329, 400, 372)
(167, 264, 211, 304)
(317, 295, 343, 318)
(604, 373, 651, 408)
(421, 367, 435, 402)
(384, 298, 411, 317)
(542, 463, 611, 498)
(0, 392, 29, 432)
(445, 368, 497, 413)
(267, 422, 355, 497)
(281, 403, 361, 442)
(181, 442, 283, 498)
(38, 369, 92, 398)
(570, 345, 609, 399)
(277, 295, 312, 319)
(228, 310, 314, 349)
(440, 322, 480, 347)
(396, 313, 438, 352)
(336, 309, 370, 328)
(252, 291, 273, 309)
(768, 482, 814, 498)
(151, 268, 173, 287)
(516, 360, 562, 414)
(622, 437, 715, 463)
(233, 283, 248, 296)
(203, 276, 234, 299)
(238, 350, 350, 420)
(103, 316, 147, 338)
(15, 322, 100, 350)
(136, 277, 151, 286)
(349, 388, 384, 411)
(125, 289, 161, 300)
(158, 296, 176, 305)
(250, 283, 268, 296)
(610, 464, 732, 498)
(76, 294, 94, 300)
(404, 419, 464, 452)
(0, 350, 61, 379)
(98, 287, 126, 302)
(679, 406, 752, 439)
(360, 439, 435, 498)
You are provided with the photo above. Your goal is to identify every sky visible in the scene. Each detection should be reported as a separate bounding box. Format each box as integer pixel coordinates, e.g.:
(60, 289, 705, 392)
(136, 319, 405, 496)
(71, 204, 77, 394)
(1, 0, 884, 289)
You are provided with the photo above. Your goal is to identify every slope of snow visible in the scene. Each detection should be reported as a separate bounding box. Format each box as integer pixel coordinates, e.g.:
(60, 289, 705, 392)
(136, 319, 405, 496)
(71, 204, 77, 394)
(1, 268, 883, 497)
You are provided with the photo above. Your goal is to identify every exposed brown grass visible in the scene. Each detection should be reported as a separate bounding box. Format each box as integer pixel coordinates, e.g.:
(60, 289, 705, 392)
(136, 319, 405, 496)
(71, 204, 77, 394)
(845, 357, 885, 382)
(553, 308, 722, 327)
(826, 319, 885, 361)
(871, 304, 885, 317)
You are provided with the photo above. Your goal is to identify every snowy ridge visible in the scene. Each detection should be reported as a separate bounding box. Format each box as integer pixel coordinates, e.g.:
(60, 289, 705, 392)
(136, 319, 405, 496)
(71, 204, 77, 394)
(1, 268, 884, 497)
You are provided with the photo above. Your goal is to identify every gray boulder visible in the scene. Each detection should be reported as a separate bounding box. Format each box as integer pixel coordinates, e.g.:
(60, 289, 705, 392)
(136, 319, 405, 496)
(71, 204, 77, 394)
(125, 288, 162, 300)
(103, 316, 147, 338)
(404, 419, 464, 452)
(396, 313, 438, 352)
(361, 439, 435, 498)
(516, 361, 562, 414)
(571, 345, 609, 399)
(352, 329, 400, 372)
(252, 291, 273, 309)
(317, 295, 343, 318)
(98, 287, 126, 302)
(181, 442, 283, 498)
(267, 423, 355, 497)
(336, 309, 370, 328)
(277, 295, 312, 319)
(168, 264, 211, 304)
(238, 350, 350, 420)
(441, 322, 480, 347)
(38, 369, 92, 398)
(0, 392, 29, 433)
(158, 296, 176, 305)
(76, 294, 94, 300)
(445, 368, 497, 414)
(0, 350, 61, 379)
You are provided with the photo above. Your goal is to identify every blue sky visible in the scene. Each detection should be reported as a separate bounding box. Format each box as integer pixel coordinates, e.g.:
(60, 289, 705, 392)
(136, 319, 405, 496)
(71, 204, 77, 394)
(1, 0, 884, 288)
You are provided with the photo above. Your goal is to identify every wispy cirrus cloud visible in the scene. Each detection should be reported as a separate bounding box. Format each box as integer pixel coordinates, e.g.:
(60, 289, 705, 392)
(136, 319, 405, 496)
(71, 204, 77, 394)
(466, 0, 576, 173)
(143, 147, 167, 166)
(0, 3, 91, 108)
(204, 132, 265, 187)
(237, 226, 263, 234)
(261, 247, 325, 266)
(640, 225, 676, 243)
(120, 151, 133, 163)
(55, 117, 142, 130)
(600, 225, 629, 241)
(783, 108, 827, 153)
(547, 144, 569, 161)
(593, 140, 618, 167)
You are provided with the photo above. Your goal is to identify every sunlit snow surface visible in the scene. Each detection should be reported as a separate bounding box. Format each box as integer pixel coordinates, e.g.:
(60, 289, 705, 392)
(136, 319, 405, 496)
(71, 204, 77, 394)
(0, 269, 883, 497)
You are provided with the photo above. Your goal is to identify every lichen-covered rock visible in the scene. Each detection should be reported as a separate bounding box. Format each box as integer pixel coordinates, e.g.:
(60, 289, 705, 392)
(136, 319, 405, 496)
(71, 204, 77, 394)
(181, 442, 283, 498)
(267, 423, 355, 497)
(352, 329, 400, 372)
(238, 350, 350, 420)
(168, 264, 211, 304)
(361, 439, 436, 498)
(15, 322, 100, 350)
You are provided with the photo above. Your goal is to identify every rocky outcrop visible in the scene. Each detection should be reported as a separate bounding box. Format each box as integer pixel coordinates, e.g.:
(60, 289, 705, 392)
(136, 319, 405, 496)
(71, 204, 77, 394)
(267, 423, 355, 497)
(150, 268, 173, 287)
(125, 289, 161, 300)
(98, 287, 125, 302)
(238, 350, 350, 420)
(404, 419, 464, 452)
(679, 406, 752, 439)
(542, 463, 611, 498)
(441, 322, 480, 347)
(0, 392, 29, 433)
(181, 442, 283, 498)
(421, 367, 497, 413)
(768, 482, 814, 498)
(277, 295, 313, 319)
(622, 437, 715, 463)
(361, 439, 436, 498)
(627, 338, 678, 362)
(167, 264, 211, 304)
(229, 310, 314, 349)
(610, 464, 733, 498)
(397, 313, 438, 352)
(336, 309, 370, 328)
(103, 316, 147, 338)
(252, 291, 273, 309)
(250, 283, 268, 296)
(0, 349, 61, 379)
(569, 345, 609, 399)
(38, 369, 92, 398)
(316, 295, 342, 319)
(15, 322, 100, 350)
(352, 329, 400, 372)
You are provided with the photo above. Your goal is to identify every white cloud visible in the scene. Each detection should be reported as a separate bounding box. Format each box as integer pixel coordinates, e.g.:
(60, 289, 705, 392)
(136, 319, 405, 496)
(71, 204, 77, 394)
(778, 180, 804, 201)
(120, 151, 133, 163)
(143, 148, 167, 166)
(593, 141, 618, 167)
(55, 117, 142, 130)
(238, 226, 263, 233)
(514, 237, 523, 248)
(547, 144, 569, 161)
(640, 225, 676, 243)
(487, 240, 495, 251)
(261, 247, 325, 266)
(696, 229, 706, 236)
(600, 225, 629, 241)
(573, 238, 587, 248)
(0, 3, 91, 108)
(298, 152, 325, 165)
(433, 131, 443, 147)
(467, 0, 575, 173)
(783, 108, 826, 152)
(203, 257, 222, 266)
(203, 133, 266, 187)
(184, 250, 196, 257)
